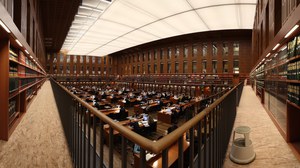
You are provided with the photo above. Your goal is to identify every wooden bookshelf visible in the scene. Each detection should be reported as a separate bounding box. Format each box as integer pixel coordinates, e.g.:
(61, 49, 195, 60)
(0, 27, 46, 141)
(251, 28, 300, 145)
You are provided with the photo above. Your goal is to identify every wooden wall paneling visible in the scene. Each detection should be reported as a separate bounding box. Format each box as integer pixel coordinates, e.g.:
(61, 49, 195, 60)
(26, 0, 30, 44)
(6, 0, 12, 16)
(21, 0, 27, 44)
(268, 0, 275, 42)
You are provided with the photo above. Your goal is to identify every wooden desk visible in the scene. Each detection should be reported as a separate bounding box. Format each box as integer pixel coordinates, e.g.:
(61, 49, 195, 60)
(157, 111, 172, 124)
(134, 137, 189, 168)
(103, 120, 133, 144)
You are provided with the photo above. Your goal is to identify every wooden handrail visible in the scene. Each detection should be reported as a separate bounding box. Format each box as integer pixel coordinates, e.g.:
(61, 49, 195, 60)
(51, 78, 242, 154)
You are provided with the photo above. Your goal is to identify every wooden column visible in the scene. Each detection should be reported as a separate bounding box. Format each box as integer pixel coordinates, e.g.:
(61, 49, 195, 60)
(0, 36, 9, 140)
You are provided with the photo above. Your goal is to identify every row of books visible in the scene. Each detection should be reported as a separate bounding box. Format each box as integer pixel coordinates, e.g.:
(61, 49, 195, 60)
(8, 99, 17, 120)
(287, 60, 300, 80)
(20, 78, 36, 87)
(9, 49, 18, 61)
(288, 84, 300, 106)
(287, 35, 300, 58)
(278, 46, 288, 61)
(9, 78, 19, 92)
(9, 66, 18, 77)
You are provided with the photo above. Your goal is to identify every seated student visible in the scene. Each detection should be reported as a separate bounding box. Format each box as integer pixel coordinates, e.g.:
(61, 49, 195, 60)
(130, 121, 142, 134)
(94, 102, 102, 110)
(167, 124, 178, 134)
(118, 106, 128, 120)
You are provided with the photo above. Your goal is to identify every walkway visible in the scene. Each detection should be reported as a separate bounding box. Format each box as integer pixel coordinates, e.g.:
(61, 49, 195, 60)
(223, 86, 300, 167)
(0, 80, 73, 168)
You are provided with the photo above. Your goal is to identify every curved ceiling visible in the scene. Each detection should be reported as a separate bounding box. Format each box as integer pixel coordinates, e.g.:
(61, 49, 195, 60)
(62, 0, 257, 56)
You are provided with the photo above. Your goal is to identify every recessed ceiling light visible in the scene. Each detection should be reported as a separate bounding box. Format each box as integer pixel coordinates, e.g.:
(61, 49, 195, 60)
(0, 20, 11, 33)
(284, 25, 299, 38)
(15, 39, 23, 47)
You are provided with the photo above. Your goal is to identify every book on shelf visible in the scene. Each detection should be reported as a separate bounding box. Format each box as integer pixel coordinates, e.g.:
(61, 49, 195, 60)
(296, 35, 300, 56)
(9, 49, 18, 61)
(288, 37, 297, 59)
(278, 46, 288, 61)
(19, 51, 26, 64)
(8, 98, 17, 120)
(18, 66, 25, 77)
(287, 60, 300, 80)
(288, 84, 300, 106)
(9, 66, 18, 77)
(9, 78, 19, 92)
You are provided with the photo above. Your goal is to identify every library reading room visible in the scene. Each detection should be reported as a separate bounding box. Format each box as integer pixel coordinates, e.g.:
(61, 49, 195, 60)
(1, 0, 300, 167)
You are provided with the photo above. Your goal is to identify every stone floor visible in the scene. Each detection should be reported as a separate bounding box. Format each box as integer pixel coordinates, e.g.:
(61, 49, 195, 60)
(0, 80, 73, 168)
(223, 85, 300, 168)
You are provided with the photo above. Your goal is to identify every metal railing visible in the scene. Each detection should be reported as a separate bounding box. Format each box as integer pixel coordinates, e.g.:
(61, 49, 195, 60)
(50, 78, 243, 168)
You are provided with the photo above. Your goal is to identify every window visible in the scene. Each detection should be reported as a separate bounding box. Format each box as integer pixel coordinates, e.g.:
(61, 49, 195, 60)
(142, 64, 145, 74)
(80, 56, 83, 63)
(233, 60, 239, 74)
(47, 54, 51, 61)
(183, 61, 188, 73)
(98, 57, 101, 64)
(73, 56, 77, 63)
(104, 57, 106, 64)
(138, 54, 141, 62)
(202, 60, 207, 73)
(167, 62, 171, 73)
(167, 48, 171, 59)
(184, 46, 188, 58)
(53, 53, 57, 63)
(53, 65, 57, 73)
(202, 43, 207, 57)
(233, 42, 239, 56)
(154, 50, 157, 60)
(86, 56, 89, 63)
(154, 64, 157, 74)
(192, 61, 197, 73)
(175, 62, 179, 73)
(137, 65, 140, 73)
(92, 57, 95, 63)
(212, 60, 217, 73)
(223, 60, 228, 73)
(160, 63, 164, 73)
(66, 66, 70, 74)
(80, 66, 83, 74)
(92, 67, 95, 74)
(132, 66, 135, 74)
(59, 65, 63, 73)
(86, 66, 89, 74)
(66, 55, 70, 63)
(192, 44, 197, 57)
(148, 64, 151, 74)
(160, 48, 164, 60)
(223, 42, 228, 56)
(104, 67, 106, 75)
(143, 53, 146, 61)
(148, 51, 151, 61)
(98, 67, 101, 74)
(175, 47, 179, 58)
(212, 42, 217, 56)
(60, 53, 64, 63)
(73, 65, 77, 74)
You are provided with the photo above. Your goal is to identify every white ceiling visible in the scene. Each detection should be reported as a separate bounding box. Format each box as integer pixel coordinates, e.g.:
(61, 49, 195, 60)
(61, 0, 257, 56)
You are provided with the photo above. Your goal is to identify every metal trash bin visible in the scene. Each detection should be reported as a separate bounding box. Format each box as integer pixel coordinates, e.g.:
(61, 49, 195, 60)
(230, 126, 255, 164)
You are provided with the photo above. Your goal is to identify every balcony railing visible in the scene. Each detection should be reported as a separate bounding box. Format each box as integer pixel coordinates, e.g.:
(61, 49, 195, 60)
(50, 78, 243, 168)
